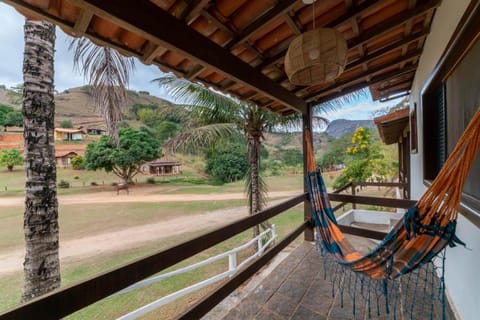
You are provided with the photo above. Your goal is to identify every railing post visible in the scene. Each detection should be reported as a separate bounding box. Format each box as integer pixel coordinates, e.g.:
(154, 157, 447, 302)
(352, 183, 357, 209)
(228, 253, 237, 273)
(303, 104, 314, 241)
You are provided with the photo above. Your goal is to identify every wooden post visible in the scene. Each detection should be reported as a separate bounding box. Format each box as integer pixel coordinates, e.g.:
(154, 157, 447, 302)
(352, 183, 357, 209)
(302, 104, 314, 241)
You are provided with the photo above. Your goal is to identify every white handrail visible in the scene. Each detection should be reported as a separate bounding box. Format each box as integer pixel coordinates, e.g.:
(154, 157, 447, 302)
(116, 225, 276, 320)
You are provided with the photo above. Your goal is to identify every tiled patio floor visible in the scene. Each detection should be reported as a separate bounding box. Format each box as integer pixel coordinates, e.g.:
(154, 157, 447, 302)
(218, 238, 455, 320)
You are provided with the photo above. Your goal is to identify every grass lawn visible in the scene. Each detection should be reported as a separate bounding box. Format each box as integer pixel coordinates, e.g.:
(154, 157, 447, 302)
(0, 206, 304, 318)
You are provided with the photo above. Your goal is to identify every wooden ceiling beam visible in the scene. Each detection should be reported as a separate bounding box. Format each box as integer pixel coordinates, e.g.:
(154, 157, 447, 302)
(378, 78, 414, 92)
(142, 42, 168, 65)
(257, 0, 439, 71)
(184, 0, 210, 24)
(68, 0, 307, 113)
(310, 64, 417, 104)
(346, 30, 428, 70)
(256, 0, 384, 70)
(186, 65, 207, 79)
(304, 51, 421, 101)
(72, 9, 93, 36)
(347, 0, 440, 49)
(284, 13, 301, 35)
(227, 0, 298, 50)
(200, 9, 234, 37)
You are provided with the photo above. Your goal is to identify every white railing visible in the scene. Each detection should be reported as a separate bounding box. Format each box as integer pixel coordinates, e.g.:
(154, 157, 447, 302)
(116, 225, 276, 320)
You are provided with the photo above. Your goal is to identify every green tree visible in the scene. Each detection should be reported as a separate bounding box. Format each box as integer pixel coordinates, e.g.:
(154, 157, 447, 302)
(58, 119, 73, 128)
(0, 104, 14, 128)
(333, 127, 392, 189)
(137, 108, 161, 128)
(272, 148, 303, 167)
(0, 149, 23, 171)
(205, 143, 249, 183)
(155, 75, 331, 241)
(4, 110, 23, 128)
(85, 127, 161, 182)
(156, 120, 179, 143)
(21, 20, 60, 302)
(71, 155, 85, 170)
(130, 103, 158, 120)
(317, 133, 351, 171)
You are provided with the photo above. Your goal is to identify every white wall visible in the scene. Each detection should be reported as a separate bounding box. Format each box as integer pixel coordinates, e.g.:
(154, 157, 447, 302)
(409, 1, 480, 319)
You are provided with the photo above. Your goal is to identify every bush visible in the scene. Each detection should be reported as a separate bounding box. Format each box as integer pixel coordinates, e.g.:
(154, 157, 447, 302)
(74, 176, 80, 180)
(205, 143, 248, 183)
(146, 177, 156, 184)
(71, 156, 85, 170)
(90, 181, 98, 186)
(58, 180, 70, 188)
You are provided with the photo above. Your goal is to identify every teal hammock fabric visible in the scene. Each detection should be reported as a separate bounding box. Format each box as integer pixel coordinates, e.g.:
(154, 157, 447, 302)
(304, 107, 480, 319)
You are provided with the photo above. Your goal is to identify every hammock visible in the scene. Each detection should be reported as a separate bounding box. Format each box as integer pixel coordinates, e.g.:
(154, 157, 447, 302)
(305, 107, 480, 319)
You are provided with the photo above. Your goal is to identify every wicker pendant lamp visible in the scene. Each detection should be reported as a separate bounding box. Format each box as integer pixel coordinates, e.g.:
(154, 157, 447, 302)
(285, 1, 347, 85)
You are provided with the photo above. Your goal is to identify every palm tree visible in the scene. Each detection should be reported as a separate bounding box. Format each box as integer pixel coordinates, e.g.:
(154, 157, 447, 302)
(155, 75, 330, 239)
(21, 20, 60, 302)
(70, 38, 135, 146)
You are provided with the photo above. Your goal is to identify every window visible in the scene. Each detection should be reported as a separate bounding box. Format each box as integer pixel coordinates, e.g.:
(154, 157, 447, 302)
(420, 0, 480, 222)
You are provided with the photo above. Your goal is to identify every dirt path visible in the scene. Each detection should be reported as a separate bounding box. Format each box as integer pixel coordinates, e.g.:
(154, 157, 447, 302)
(0, 206, 249, 275)
(0, 190, 300, 206)
(0, 189, 301, 274)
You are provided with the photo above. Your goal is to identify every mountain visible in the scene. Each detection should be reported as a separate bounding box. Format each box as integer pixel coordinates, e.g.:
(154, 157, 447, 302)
(325, 119, 375, 138)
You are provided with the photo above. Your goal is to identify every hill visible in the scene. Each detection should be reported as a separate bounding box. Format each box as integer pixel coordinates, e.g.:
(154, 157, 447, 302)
(55, 87, 174, 128)
(0, 85, 175, 128)
(325, 119, 375, 138)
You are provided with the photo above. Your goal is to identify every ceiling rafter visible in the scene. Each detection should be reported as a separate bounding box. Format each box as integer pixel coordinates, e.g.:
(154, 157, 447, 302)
(68, 0, 307, 113)
(2, 0, 186, 78)
(256, 0, 385, 71)
(283, 13, 302, 35)
(72, 9, 93, 36)
(257, 0, 440, 71)
(303, 50, 421, 101)
(183, 0, 211, 24)
(311, 64, 417, 104)
(226, 0, 298, 50)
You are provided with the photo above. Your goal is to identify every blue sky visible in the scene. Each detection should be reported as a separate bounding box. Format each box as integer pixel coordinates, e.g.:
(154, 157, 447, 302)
(0, 2, 401, 121)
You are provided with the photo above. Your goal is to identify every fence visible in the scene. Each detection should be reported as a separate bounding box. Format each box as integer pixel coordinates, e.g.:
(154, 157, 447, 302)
(116, 226, 277, 320)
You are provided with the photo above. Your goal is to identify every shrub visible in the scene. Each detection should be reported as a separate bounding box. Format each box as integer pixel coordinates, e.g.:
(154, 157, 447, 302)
(205, 143, 248, 183)
(146, 177, 156, 184)
(74, 176, 80, 180)
(71, 156, 85, 170)
(90, 181, 98, 186)
(58, 180, 70, 188)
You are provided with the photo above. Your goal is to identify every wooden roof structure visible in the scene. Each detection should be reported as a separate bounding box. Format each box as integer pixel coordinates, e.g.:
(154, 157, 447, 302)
(4, 0, 439, 115)
(374, 107, 409, 144)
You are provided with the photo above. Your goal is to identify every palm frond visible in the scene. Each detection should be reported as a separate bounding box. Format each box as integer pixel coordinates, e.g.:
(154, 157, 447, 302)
(70, 38, 135, 145)
(154, 75, 241, 124)
(163, 123, 238, 153)
(313, 87, 369, 113)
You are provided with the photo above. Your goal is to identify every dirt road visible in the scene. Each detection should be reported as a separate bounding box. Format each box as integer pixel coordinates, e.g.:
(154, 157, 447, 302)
(0, 189, 301, 274)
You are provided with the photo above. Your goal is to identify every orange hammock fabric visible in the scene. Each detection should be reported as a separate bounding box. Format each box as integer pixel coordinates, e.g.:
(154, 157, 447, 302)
(305, 106, 480, 280)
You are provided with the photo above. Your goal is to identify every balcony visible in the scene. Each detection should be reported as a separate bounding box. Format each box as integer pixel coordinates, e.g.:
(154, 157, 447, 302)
(3, 182, 451, 320)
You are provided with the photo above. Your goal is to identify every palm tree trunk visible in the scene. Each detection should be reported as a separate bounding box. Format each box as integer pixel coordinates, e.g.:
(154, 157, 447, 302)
(248, 134, 262, 239)
(21, 20, 60, 302)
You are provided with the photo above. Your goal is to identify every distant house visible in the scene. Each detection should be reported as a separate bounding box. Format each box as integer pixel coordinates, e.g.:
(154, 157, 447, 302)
(55, 151, 78, 168)
(140, 157, 181, 176)
(85, 127, 107, 135)
(54, 128, 85, 141)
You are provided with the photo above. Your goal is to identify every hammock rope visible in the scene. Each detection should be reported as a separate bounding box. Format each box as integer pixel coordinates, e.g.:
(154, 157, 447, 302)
(305, 106, 480, 318)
